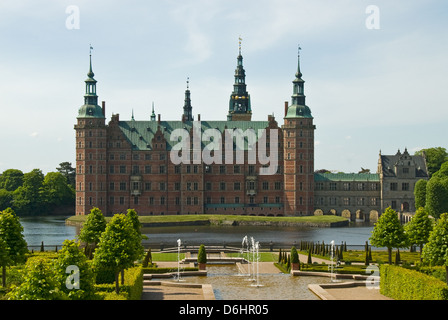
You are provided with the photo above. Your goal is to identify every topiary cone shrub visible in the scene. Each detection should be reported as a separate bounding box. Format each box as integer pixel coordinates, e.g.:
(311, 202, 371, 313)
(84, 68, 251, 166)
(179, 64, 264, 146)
(197, 244, 207, 270)
(290, 246, 300, 271)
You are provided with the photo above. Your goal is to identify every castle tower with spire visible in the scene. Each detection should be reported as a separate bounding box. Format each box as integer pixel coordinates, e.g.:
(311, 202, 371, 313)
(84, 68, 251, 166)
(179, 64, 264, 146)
(182, 78, 194, 121)
(282, 47, 316, 215)
(74, 49, 107, 216)
(227, 37, 252, 121)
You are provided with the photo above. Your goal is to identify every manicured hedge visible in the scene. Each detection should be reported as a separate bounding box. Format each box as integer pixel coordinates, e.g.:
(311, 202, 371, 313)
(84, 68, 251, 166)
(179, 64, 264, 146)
(142, 267, 198, 274)
(95, 266, 143, 300)
(380, 264, 448, 300)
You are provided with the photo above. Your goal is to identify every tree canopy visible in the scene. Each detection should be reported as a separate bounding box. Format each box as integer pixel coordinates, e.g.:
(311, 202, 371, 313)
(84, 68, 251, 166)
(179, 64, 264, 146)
(415, 147, 448, 177)
(93, 214, 144, 293)
(370, 207, 408, 264)
(0, 164, 75, 215)
(404, 207, 433, 257)
(425, 176, 448, 220)
(0, 208, 28, 287)
(422, 212, 448, 284)
(0, 169, 24, 191)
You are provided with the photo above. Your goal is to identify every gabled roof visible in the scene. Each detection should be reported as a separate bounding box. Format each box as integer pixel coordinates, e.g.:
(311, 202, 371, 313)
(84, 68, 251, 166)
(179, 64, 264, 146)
(380, 153, 428, 178)
(118, 120, 271, 151)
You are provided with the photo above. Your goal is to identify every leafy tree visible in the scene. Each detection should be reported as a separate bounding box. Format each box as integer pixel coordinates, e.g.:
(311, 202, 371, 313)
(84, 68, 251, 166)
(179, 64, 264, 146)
(56, 162, 76, 188)
(425, 176, 448, 219)
(422, 212, 448, 285)
(370, 207, 408, 264)
(78, 207, 106, 258)
(0, 208, 28, 287)
(0, 189, 12, 211)
(414, 179, 427, 209)
(126, 208, 147, 241)
(42, 172, 75, 207)
(415, 147, 448, 177)
(0, 237, 8, 287)
(404, 207, 433, 259)
(126, 208, 142, 236)
(0, 169, 24, 191)
(7, 257, 66, 300)
(12, 169, 46, 215)
(53, 240, 96, 300)
(432, 161, 448, 179)
(93, 214, 143, 293)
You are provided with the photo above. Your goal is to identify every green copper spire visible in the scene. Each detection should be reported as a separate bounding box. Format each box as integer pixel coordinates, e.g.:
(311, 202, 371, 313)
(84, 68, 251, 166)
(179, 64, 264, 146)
(151, 102, 156, 121)
(77, 47, 105, 118)
(228, 37, 252, 121)
(285, 46, 312, 119)
(183, 77, 193, 121)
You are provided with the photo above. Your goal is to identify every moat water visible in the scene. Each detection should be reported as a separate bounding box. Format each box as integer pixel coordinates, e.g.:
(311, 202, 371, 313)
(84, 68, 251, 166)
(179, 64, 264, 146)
(20, 215, 375, 249)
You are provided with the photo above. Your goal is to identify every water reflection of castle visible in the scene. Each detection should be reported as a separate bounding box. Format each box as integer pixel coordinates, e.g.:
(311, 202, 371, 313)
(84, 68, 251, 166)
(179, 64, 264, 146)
(74, 47, 428, 220)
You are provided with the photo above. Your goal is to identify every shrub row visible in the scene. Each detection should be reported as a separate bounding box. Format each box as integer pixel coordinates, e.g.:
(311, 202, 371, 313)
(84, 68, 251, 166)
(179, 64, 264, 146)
(380, 264, 448, 300)
(95, 266, 143, 300)
(142, 267, 198, 274)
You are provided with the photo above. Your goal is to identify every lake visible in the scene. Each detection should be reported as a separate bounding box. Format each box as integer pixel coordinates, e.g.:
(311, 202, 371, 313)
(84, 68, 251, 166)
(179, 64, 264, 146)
(19, 216, 375, 250)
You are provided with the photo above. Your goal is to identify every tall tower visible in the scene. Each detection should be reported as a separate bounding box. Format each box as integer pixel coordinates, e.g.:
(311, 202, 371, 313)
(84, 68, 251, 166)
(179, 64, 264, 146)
(282, 48, 316, 216)
(227, 37, 252, 121)
(74, 49, 107, 215)
(182, 78, 194, 121)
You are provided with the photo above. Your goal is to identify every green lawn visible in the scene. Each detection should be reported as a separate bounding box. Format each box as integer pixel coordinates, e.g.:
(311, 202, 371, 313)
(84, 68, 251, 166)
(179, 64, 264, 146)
(151, 252, 185, 262)
(67, 214, 348, 226)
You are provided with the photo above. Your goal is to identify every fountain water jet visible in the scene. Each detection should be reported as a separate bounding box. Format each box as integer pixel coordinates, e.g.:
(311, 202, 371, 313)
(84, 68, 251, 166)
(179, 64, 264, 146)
(329, 240, 340, 283)
(237, 236, 250, 277)
(175, 238, 186, 282)
(250, 241, 263, 288)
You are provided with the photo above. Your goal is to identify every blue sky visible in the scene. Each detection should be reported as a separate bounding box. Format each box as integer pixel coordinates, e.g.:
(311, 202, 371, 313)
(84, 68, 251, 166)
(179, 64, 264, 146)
(0, 0, 447, 174)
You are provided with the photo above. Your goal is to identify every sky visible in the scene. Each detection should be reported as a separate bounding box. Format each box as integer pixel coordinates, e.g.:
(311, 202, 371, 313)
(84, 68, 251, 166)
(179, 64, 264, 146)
(0, 0, 447, 174)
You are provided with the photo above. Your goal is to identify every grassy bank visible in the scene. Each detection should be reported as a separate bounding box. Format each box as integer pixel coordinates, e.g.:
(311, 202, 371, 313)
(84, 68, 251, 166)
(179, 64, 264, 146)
(66, 214, 348, 227)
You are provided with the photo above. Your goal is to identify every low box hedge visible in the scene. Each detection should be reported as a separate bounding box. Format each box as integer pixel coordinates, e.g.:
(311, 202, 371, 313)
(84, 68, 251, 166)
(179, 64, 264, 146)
(95, 266, 143, 300)
(380, 264, 448, 300)
(142, 267, 198, 274)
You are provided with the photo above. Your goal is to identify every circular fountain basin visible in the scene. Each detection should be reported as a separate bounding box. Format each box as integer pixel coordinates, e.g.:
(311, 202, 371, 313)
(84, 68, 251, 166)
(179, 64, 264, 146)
(177, 265, 333, 300)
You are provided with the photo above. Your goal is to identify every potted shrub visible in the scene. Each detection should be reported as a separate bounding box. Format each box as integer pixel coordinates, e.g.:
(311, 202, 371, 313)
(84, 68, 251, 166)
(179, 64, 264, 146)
(197, 244, 207, 270)
(290, 246, 300, 271)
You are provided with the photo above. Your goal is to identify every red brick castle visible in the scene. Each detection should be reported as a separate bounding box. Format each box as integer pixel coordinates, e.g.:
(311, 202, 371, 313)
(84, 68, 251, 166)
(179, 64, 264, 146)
(74, 46, 315, 217)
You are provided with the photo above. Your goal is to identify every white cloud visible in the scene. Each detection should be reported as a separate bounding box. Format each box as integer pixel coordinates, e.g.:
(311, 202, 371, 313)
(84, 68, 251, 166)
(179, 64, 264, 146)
(30, 132, 39, 138)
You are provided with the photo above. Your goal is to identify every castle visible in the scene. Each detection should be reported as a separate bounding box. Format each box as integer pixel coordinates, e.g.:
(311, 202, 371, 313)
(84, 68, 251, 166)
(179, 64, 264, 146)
(74, 45, 428, 221)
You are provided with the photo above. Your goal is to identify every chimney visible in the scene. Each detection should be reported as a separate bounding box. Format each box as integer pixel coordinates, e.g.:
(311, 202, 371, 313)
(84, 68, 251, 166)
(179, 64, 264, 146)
(102, 101, 106, 116)
(198, 114, 201, 121)
(158, 114, 161, 124)
(284, 101, 288, 117)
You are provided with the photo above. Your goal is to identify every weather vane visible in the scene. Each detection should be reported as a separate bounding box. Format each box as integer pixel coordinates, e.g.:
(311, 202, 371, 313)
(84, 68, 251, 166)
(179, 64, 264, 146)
(90, 44, 93, 55)
(239, 36, 242, 54)
(298, 44, 302, 57)
(186, 77, 189, 89)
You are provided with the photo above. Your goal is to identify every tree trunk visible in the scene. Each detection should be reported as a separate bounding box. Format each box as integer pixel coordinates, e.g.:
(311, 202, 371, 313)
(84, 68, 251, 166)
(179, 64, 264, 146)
(115, 272, 120, 294)
(121, 269, 125, 285)
(388, 247, 392, 264)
